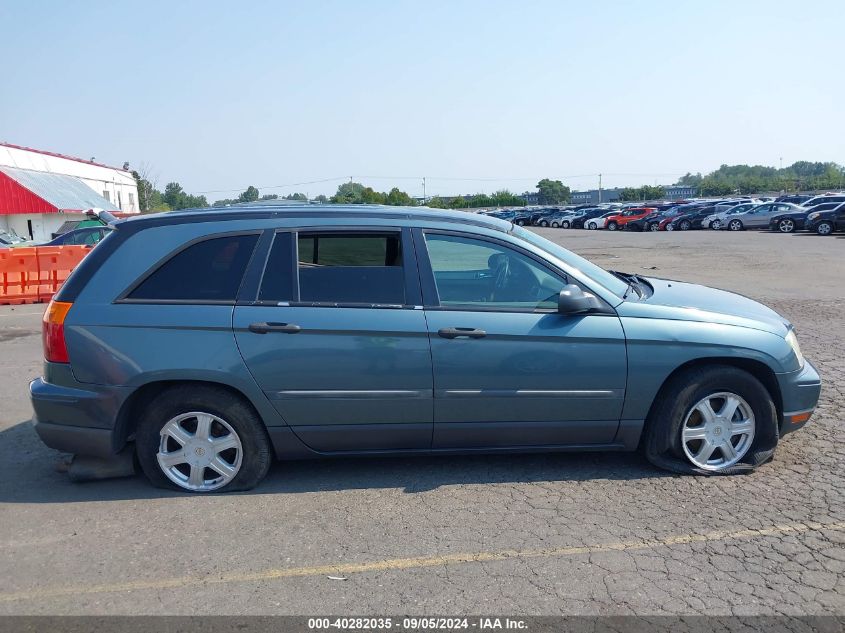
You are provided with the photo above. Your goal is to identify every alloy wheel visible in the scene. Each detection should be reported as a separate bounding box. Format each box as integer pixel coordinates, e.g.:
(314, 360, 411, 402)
(607, 222, 617, 231)
(551, 222, 560, 228)
(561, 221, 570, 229)
(778, 219, 794, 233)
(729, 220, 742, 231)
(666, 223, 674, 231)
(817, 222, 833, 235)
(681, 392, 755, 471)
(649, 223, 659, 231)
(680, 220, 691, 231)
(588, 222, 597, 230)
(157, 411, 243, 491)
(711, 220, 722, 230)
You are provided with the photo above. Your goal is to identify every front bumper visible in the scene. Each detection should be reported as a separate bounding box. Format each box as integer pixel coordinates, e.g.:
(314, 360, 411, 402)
(30, 370, 131, 458)
(776, 360, 822, 436)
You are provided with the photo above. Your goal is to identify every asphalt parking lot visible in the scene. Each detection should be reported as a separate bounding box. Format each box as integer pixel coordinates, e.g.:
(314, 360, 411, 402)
(0, 229, 843, 616)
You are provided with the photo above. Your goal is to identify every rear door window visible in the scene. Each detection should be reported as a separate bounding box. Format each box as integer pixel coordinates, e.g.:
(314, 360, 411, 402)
(127, 234, 259, 303)
(259, 232, 406, 306)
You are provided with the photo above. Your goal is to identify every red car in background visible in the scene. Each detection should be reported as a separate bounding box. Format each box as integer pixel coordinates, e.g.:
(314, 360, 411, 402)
(604, 207, 657, 231)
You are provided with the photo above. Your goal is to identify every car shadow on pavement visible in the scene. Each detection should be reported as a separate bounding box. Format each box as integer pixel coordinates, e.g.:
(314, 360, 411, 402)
(0, 419, 671, 504)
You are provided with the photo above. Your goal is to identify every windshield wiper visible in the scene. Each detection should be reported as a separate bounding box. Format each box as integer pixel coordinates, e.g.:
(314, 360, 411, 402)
(609, 270, 641, 299)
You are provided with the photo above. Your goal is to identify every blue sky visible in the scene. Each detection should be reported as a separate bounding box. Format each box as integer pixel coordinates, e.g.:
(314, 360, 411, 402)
(1, 0, 842, 201)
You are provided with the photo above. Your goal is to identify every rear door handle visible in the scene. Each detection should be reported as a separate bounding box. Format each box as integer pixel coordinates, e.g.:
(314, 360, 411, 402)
(438, 327, 486, 339)
(248, 322, 301, 334)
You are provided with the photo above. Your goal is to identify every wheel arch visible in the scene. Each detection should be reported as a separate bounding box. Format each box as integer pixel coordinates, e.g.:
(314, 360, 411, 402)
(639, 356, 783, 446)
(112, 379, 267, 453)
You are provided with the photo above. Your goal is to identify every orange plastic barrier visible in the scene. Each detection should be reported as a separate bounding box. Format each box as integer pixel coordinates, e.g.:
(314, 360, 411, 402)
(0, 245, 90, 305)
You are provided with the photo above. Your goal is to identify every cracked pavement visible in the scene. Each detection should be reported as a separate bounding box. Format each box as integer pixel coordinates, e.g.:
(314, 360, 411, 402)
(0, 229, 843, 615)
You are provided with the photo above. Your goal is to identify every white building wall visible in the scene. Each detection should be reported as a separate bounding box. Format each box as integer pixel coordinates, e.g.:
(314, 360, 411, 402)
(0, 212, 87, 243)
(0, 144, 139, 213)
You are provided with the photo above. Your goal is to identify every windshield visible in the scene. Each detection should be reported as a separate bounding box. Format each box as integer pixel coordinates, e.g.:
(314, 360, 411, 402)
(512, 226, 630, 298)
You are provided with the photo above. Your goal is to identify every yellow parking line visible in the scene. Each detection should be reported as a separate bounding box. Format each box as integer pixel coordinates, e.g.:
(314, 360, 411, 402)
(1, 520, 842, 603)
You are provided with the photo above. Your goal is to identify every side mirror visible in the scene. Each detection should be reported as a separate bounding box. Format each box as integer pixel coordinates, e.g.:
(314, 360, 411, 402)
(557, 284, 596, 315)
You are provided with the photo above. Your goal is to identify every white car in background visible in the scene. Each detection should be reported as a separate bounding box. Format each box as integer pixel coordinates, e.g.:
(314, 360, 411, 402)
(585, 211, 619, 230)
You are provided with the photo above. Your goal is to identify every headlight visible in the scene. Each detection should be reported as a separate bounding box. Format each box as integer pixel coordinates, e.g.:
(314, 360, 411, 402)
(786, 329, 804, 369)
(808, 212, 820, 221)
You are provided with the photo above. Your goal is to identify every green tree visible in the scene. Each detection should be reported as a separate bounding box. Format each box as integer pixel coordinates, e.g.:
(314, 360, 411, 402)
(425, 196, 448, 208)
(284, 192, 308, 201)
(385, 187, 416, 206)
(238, 185, 260, 203)
(313, 194, 328, 203)
(536, 179, 571, 204)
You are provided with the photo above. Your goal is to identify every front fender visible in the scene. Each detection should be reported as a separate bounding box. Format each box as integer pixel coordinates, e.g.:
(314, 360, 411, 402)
(620, 317, 797, 420)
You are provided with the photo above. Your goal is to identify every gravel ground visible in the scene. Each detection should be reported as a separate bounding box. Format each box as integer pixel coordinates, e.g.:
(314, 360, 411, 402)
(0, 228, 843, 616)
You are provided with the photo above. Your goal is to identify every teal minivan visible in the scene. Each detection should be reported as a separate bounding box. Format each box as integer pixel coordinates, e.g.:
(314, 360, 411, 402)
(31, 205, 821, 492)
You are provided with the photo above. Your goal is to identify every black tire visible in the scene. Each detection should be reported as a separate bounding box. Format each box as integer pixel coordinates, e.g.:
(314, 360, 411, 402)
(649, 222, 660, 232)
(515, 220, 525, 226)
(136, 385, 272, 492)
(551, 221, 560, 228)
(561, 220, 570, 229)
(679, 220, 691, 231)
(539, 220, 548, 227)
(778, 219, 795, 233)
(643, 365, 778, 476)
(607, 221, 618, 231)
(587, 221, 598, 230)
(815, 220, 834, 235)
(728, 219, 743, 231)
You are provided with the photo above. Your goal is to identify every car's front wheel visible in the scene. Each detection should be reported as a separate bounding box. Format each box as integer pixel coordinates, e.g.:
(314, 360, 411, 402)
(136, 386, 272, 492)
(643, 365, 778, 475)
(710, 219, 722, 230)
(649, 222, 660, 232)
(551, 221, 560, 228)
(728, 219, 743, 231)
(679, 220, 692, 231)
(607, 221, 618, 231)
(560, 220, 570, 229)
(539, 220, 549, 227)
(587, 221, 598, 230)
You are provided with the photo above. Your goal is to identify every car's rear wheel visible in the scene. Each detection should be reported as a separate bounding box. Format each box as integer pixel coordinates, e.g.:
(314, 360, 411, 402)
(816, 221, 834, 235)
(643, 365, 778, 475)
(515, 219, 525, 226)
(136, 386, 272, 492)
(551, 222, 560, 228)
(560, 220, 570, 229)
(539, 220, 549, 227)
(728, 219, 743, 231)
(607, 221, 618, 231)
(648, 222, 659, 231)
(587, 221, 598, 230)
(679, 220, 692, 231)
(665, 223, 675, 231)
(778, 219, 795, 233)
(710, 219, 722, 230)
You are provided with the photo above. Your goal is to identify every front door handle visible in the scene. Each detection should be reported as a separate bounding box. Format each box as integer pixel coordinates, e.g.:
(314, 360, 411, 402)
(248, 322, 302, 334)
(438, 327, 486, 339)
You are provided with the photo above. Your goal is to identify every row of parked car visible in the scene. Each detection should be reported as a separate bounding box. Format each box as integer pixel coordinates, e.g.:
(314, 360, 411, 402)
(481, 192, 845, 236)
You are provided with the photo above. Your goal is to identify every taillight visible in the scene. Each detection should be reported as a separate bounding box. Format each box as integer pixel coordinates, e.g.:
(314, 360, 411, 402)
(43, 300, 73, 363)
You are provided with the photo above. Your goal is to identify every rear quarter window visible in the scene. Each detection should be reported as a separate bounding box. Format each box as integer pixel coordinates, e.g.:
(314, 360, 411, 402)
(125, 233, 259, 303)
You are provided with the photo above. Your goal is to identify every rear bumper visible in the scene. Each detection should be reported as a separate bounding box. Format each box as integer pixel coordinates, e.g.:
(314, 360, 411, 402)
(30, 373, 131, 458)
(777, 360, 822, 436)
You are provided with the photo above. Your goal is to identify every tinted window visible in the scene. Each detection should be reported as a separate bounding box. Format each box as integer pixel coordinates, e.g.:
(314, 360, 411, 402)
(258, 232, 294, 302)
(128, 234, 259, 302)
(297, 233, 404, 305)
(424, 233, 566, 310)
